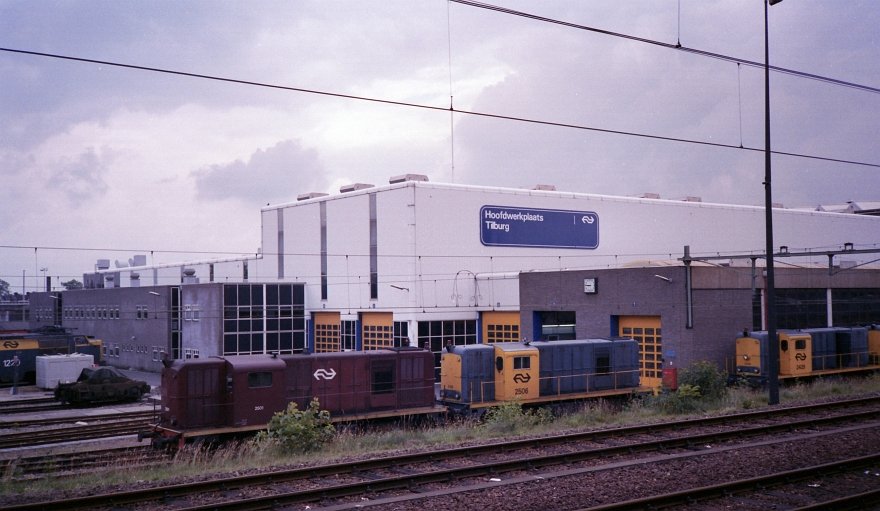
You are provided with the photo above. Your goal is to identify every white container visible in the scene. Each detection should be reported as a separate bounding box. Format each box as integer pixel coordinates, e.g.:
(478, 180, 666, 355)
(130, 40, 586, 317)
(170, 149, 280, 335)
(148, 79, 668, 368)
(36, 354, 95, 389)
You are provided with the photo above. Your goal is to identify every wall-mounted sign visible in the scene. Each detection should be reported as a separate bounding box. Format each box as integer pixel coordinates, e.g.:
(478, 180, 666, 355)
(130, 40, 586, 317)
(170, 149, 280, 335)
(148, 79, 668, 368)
(480, 205, 599, 249)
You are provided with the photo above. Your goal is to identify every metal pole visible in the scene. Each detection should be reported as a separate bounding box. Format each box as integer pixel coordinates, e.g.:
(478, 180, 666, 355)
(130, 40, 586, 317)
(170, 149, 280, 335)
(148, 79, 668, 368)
(764, 0, 780, 405)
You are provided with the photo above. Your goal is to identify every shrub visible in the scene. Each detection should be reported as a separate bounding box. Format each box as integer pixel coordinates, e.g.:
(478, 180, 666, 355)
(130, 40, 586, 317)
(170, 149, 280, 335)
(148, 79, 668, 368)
(678, 361, 728, 401)
(648, 383, 704, 414)
(481, 401, 553, 435)
(254, 398, 335, 453)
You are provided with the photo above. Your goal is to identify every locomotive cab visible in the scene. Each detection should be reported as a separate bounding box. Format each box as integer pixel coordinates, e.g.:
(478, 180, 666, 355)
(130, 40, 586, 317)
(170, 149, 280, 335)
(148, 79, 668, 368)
(778, 332, 812, 377)
(735, 330, 812, 380)
(226, 355, 286, 427)
(493, 343, 539, 401)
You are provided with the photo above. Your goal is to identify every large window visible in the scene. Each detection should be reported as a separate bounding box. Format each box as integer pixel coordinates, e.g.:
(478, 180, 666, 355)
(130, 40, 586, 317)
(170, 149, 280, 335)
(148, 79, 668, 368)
(832, 289, 880, 326)
(538, 311, 576, 340)
(170, 286, 181, 359)
(393, 321, 409, 347)
(760, 289, 827, 329)
(417, 319, 478, 379)
(341, 320, 357, 351)
(369, 193, 378, 300)
(223, 284, 305, 355)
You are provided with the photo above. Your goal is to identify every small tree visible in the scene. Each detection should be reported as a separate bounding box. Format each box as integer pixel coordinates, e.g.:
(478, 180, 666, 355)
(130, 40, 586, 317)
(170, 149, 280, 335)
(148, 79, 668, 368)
(0, 279, 10, 300)
(255, 398, 335, 453)
(62, 279, 84, 290)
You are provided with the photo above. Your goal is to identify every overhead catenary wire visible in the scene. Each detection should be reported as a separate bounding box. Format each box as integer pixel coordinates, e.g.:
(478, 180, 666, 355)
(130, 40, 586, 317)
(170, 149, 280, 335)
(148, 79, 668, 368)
(2, 4, 879, 284)
(5, 239, 875, 290)
(5, 241, 877, 263)
(449, 0, 880, 96)
(1, 46, 878, 170)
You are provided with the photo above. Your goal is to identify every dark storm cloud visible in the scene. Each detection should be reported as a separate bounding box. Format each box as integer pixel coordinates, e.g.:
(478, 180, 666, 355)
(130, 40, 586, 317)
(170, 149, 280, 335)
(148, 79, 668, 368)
(193, 139, 326, 204)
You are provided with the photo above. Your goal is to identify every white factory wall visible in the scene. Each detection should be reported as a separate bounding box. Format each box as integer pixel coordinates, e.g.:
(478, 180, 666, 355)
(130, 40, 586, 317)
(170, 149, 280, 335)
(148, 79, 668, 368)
(262, 181, 880, 318)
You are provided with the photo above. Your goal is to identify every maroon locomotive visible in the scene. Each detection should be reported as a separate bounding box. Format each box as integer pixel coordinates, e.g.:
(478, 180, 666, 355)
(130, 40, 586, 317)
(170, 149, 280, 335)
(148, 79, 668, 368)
(144, 347, 440, 448)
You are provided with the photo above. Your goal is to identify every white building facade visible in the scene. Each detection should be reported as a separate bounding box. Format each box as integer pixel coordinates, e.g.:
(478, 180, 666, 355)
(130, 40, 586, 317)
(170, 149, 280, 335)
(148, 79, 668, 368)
(260, 177, 880, 375)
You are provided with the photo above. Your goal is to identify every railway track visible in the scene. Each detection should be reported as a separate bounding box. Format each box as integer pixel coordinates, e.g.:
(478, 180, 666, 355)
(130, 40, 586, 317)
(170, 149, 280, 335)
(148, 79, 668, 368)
(0, 397, 63, 414)
(580, 453, 880, 510)
(0, 409, 156, 429)
(5, 395, 879, 511)
(2, 445, 167, 480)
(0, 413, 156, 449)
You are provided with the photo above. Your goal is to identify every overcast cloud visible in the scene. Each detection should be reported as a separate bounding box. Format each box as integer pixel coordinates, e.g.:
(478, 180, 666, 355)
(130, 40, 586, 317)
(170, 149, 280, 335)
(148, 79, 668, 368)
(1, 0, 878, 291)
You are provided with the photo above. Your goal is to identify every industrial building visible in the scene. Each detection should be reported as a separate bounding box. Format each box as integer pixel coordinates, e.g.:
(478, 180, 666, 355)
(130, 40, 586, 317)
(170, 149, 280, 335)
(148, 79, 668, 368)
(22, 176, 880, 380)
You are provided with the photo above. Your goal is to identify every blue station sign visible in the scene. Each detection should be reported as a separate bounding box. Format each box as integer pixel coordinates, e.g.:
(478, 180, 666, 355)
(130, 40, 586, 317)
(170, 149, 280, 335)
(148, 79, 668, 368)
(479, 205, 599, 249)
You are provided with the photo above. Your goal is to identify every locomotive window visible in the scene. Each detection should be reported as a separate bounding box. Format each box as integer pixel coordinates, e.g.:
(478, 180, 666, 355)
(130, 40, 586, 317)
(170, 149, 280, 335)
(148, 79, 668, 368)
(795, 339, 806, 350)
(596, 354, 610, 374)
(513, 356, 530, 370)
(371, 366, 394, 394)
(495, 356, 503, 372)
(780, 340, 789, 352)
(248, 371, 273, 388)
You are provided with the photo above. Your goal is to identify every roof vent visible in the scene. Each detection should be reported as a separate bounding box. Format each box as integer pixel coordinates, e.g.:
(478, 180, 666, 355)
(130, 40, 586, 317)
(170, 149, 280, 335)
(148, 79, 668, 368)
(640, 193, 661, 199)
(682, 196, 702, 202)
(339, 183, 374, 193)
(531, 184, 556, 191)
(182, 268, 199, 285)
(389, 174, 429, 184)
(96, 259, 110, 270)
(297, 192, 329, 201)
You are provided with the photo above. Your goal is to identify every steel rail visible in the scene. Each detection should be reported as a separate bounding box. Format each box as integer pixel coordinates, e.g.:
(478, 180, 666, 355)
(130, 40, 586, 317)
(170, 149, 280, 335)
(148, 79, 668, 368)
(0, 409, 156, 429)
(3, 445, 164, 479)
(0, 403, 66, 414)
(136, 419, 880, 511)
(0, 417, 154, 449)
(6, 399, 878, 511)
(578, 453, 880, 511)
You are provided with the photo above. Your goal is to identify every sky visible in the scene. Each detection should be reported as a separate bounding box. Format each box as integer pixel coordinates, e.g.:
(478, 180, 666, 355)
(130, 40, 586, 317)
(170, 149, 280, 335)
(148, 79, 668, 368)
(1, 0, 879, 293)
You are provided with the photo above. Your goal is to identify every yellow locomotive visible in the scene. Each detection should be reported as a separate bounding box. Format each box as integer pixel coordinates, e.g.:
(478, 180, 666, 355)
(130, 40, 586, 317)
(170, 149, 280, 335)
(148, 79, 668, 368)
(439, 338, 647, 413)
(735, 326, 880, 384)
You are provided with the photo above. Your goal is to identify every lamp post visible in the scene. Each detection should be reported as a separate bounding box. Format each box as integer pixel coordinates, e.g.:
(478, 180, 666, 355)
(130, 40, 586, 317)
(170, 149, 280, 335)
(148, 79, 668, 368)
(148, 291, 160, 320)
(765, 0, 783, 405)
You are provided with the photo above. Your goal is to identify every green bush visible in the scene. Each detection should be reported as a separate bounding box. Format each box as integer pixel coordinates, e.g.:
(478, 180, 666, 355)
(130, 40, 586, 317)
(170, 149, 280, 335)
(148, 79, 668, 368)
(647, 361, 729, 415)
(648, 383, 704, 414)
(677, 361, 728, 401)
(254, 398, 335, 453)
(481, 401, 553, 435)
